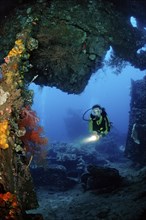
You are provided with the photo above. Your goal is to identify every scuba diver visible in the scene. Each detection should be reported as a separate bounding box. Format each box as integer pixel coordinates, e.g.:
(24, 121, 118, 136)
(83, 104, 111, 141)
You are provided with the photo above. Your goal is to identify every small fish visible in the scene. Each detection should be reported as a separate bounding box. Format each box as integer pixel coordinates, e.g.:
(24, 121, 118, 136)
(30, 74, 38, 83)
(131, 123, 140, 144)
(119, 145, 125, 152)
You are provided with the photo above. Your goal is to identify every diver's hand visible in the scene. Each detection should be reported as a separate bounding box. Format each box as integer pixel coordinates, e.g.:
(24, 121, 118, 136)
(92, 131, 98, 135)
(92, 131, 101, 137)
(91, 131, 101, 141)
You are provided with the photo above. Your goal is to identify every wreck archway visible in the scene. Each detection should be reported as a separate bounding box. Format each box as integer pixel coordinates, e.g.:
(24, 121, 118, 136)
(29, 62, 146, 143)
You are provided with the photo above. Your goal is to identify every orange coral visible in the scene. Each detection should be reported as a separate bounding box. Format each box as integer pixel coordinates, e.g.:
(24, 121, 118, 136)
(0, 120, 9, 149)
(0, 38, 25, 122)
(6, 39, 25, 60)
(0, 192, 21, 219)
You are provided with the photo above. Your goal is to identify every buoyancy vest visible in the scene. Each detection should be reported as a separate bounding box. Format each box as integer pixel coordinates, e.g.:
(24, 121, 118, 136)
(90, 112, 110, 134)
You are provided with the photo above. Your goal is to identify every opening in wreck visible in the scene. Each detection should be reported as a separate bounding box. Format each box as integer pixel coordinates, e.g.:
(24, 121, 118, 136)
(29, 54, 145, 144)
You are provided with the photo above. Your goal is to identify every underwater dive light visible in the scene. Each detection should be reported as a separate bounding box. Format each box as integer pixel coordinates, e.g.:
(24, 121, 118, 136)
(82, 133, 100, 143)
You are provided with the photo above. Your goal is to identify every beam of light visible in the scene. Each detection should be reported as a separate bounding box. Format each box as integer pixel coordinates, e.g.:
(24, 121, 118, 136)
(81, 134, 100, 144)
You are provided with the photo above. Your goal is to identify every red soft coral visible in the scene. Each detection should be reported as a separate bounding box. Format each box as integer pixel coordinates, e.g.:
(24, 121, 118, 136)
(18, 106, 48, 154)
(30, 127, 48, 145)
(19, 106, 39, 129)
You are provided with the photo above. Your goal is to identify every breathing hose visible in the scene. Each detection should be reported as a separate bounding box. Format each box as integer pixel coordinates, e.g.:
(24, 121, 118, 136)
(82, 108, 92, 121)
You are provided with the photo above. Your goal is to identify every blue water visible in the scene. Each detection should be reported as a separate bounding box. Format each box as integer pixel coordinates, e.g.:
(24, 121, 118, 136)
(29, 62, 145, 143)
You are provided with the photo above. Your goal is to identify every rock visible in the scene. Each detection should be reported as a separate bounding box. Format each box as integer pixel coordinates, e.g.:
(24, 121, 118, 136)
(1, 0, 146, 93)
(30, 165, 77, 190)
(81, 164, 122, 192)
(125, 76, 146, 165)
(23, 213, 44, 220)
